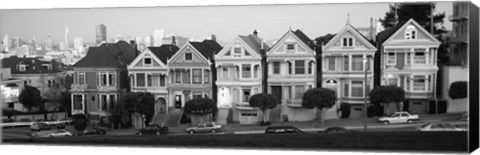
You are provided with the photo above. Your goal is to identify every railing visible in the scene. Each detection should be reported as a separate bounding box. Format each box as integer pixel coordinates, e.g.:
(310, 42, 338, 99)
(97, 85, 119, 92)
(413, 56, 426, 64)
(412, 85, 426, 91)
(285, 99, 303, 107)
(405, 92, 432, 98)
(70, 84, 87, 91)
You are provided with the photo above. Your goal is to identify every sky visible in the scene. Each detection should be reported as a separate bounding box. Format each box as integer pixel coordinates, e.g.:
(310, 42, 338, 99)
(0, 1, 453, 45)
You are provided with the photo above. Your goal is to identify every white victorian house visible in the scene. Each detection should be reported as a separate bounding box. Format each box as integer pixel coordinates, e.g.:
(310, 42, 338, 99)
(266, 29, 317, 122)
(376, 19, 441, 114)
(215, 31, 269, 124)
(322, 22, 377, 119)
(127, 45, 179, 115)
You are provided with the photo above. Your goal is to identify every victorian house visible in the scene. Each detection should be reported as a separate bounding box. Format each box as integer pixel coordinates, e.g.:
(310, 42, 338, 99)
(70, 41, 137, 116)
(166, 40, 222, 110)
(322, 22, 377, 119)
(266, 29, 317, 122)
(215, 31, 269, 124)
(376, 19, 441, 114)
(127, 45, 179, 115)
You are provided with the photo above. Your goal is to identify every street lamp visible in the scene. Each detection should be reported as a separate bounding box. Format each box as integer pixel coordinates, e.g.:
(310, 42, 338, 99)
(363, 58, 369, 131)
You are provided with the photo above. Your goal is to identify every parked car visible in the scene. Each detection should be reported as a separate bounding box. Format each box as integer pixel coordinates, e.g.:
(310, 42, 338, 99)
(319, 127, 354, 134)
(185, 122, 222, 134)
(460, 112, 469, 121)
(137, 125, 169, 135)
(265, 125, 305, 134)
(30, 122, 52, 131)
(416, 122, 467, 132)
(81, 127, 107, 136)
(47, 130, 74, 137)
(378, 112, 419, 124)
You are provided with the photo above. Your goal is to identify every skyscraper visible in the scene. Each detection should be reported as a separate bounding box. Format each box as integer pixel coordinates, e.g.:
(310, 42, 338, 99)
(153, 29, 164, 46)
(65, 25, 69, 50)
(95, 24, 107, 45)
(45, 34, 54, 50)
(73, 37, 84, 55)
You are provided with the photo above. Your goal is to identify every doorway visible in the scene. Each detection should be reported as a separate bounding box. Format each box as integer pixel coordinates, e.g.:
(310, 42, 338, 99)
(271, 86, 282, 104)
(175, 95, 182, 108)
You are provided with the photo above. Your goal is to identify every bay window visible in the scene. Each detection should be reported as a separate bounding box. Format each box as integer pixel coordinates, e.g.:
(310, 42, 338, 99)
(351, 81, 363, 97)
(294, 85, 305, 99)
(136, 73, 145, 87)
(295, 60, 305, 74)
(193, 69, 202, 84)
(413, 76, 426, 91)
(242, 64, 251, 78)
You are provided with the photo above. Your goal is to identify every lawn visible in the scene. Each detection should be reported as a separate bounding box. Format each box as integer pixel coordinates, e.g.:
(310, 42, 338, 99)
(4, 132, 468, 152)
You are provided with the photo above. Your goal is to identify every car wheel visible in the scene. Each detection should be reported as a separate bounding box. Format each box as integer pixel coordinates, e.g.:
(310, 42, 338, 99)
(190, 130, 194, 134)
(407, 120, 413, 124)
(211, 130, 216, 133)
(383, 121, 390, 125)
(138, 132, 142, 136)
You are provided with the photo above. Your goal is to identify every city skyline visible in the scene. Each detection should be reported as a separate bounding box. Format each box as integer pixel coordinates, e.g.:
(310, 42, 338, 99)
(0, 2, 452, 45)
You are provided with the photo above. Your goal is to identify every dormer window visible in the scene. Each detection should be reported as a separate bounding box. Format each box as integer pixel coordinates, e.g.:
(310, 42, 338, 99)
(342, 37, 354, 47)
(144, 58, 152, 65)
(185, 53, 193, 61)
(405, 25, 417, 39)
(233, 47, 242, 57)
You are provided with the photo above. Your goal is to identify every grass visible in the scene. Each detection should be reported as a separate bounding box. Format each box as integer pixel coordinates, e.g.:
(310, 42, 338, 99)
(4, 132, 468, 152)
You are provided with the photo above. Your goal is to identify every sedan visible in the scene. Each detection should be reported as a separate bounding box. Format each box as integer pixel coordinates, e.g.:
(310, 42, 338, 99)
(136, 125, 169, 135)
(47, 130, 74, 137)
(319, 127, 355, 134)
(185, 122, 222, 134)
(416, 122, 467, 132)
(30, 122, 52, 131)
(265, 125, 305, 134)
(81, 128, 107, 136)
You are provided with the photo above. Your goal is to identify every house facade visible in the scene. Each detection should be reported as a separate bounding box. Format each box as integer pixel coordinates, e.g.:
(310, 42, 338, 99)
(127, 45, 179, 115)
(376, 19, 441, 114)
(166, 40, 221, 109)
(322, 23, 377, 119)
(267, 29, 317, 122)
(70, 41, 136, 116)
(215, 32, 268, 124)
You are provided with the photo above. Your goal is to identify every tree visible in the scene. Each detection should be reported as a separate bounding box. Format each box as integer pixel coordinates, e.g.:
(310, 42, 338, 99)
(369, 86, 406, 115)
(248, 93, 278, 125)
(123, 92, 155, 126)
(449, 81, 467, 99)
(314, 33, 336, 45)
(59, 91, 72, 117)
(184, 98, 217, 124)
(301, 88, 337, 123)
(18, 85, 43, 112)
(72, 114, 88, 133)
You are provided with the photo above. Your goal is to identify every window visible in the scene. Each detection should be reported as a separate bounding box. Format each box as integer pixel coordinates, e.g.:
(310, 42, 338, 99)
(175, 70, 181, 83)
(343, 38, 348, 47)
(388, 78, 398, 86)
(108, 72, 114, 86)
(159, 75, 165, 87)
(344, 56, 349, 71)
(101, 73, 107, 86)
(243, 89, 251, 102)
(222, 68, 228, 79)
(136, 73, 145, 87)
(48, 80, 52, 87)
(19, 64, 26, 72)
(328, 57, 335, 71)
(147, 74, 152, 87)
(193, 92, 202, 99)
(405, 25, 417, 39)
(287, 43, 295, 51)
(73, 95, 83, 110)
(387, 53, 396, 65)
(344, 83, 349, 97)
(273, 62, 280, 74)
(348, 38, 353, 46)
(204, 70, 210, 84)
(144, 58, 152, 65)
(414, 49, 426, 64)
(78, 73, 85, 85)
(242, 64, 251, 78)
(100, 95, 107, 111)
(351, 81, 363, 97)
(288, 62, 292, 74)
(352, 55, 363, 71)
(185, 53, 193, 60)
(294, 85, 305, 99)
(413, 76, 426, 91)
(192, 69, 202, 84)
(109, 94, 116, 110)
(308, 61, 314, 74)
(233, 47, 242, 57)
(342, 37, 353, 47)
(295, 60, 305, 74)
(254, 66, 259, 78)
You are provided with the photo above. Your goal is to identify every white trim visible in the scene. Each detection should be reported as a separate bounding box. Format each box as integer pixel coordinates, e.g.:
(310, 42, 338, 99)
(267, 31, 316, 57)
(184, 52, 194, 61)
(323, 24, 377, 51)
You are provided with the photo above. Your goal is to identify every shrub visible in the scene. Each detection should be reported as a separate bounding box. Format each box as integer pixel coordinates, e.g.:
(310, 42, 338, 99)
(339, 103, 351, 119)
(449, 81, 467, 99)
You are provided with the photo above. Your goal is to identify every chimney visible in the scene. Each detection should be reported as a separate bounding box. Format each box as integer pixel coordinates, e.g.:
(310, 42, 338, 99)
(211, 34, 216, 41)
(172, 35, 177, 46)
(253, 29, 258, 37)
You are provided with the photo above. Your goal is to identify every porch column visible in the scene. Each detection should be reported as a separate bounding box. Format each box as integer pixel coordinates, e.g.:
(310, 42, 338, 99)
(410, 48, 414, 65)
(201, 68, 204, 84)
(190, 68, 193, 84)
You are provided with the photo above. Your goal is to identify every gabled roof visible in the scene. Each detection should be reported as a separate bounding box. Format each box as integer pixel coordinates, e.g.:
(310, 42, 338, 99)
(2, 56, 63, 74)
(324, 23, 377, 50)
(148, 45, 179, 64)
(74, 41, 138, 68)
(293, 30, 315, 50)
(189, 40, 223, 59)
(376, 20, 409, 45)
(238, 34, 270, 54)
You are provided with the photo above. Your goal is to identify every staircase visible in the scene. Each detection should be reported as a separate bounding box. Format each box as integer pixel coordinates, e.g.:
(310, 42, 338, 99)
(165, 109, 182, 127)
(150, 112, 167, 126)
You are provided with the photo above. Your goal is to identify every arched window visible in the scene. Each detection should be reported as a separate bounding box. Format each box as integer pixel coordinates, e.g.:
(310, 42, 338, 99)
(405, 25, 417, 39)
(147, 74, 152, 87)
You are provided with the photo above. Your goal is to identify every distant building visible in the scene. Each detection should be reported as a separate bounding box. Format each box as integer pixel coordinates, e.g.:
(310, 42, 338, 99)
(2, 34, 9, 52)
(65, 25, 70, 50)
(0, 63, 25, 112)
(73, 37, 84, 56)
(135, 35, 153, 52)
(153, 29, 164, 47)
(163, 34, 189, 48)
(95, 24, 107, 45)
(45, 34, 54, 51)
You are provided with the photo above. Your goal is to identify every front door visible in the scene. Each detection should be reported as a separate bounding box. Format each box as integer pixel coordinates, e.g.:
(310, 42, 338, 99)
(175, 95, 182, 108)
(271, 86, 282, 104)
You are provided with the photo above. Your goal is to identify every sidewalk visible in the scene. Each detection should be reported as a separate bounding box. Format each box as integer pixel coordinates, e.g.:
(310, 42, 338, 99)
(106, 113, 463, 135)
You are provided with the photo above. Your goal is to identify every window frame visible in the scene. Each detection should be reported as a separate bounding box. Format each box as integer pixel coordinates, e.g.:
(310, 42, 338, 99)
(386, 52, 396, 65)
(351, 81, 364, 98)
(78, 72, 85, 85)
(294, 85, 305, 100)
(352, 55, 364, 71)
(241, 64, 252, 79)
(184, 53, 193, 61)
(286, 43, 296, 51)
(273, 62, 280, 74)
(143, 57, 152, 66)
(192, 69, 202, 84)
(294, 60, 305, 75)
(327, 56, 336, 71)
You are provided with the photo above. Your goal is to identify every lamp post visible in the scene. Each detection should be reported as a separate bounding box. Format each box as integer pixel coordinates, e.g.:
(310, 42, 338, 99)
(363, 58, 368, 131)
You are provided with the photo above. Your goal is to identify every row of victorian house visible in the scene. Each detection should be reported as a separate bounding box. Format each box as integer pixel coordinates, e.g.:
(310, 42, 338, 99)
(69, 19, 441, 125)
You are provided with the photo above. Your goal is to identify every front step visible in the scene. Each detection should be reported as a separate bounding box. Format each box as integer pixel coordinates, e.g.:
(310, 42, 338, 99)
(166, 109, 182, 127)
